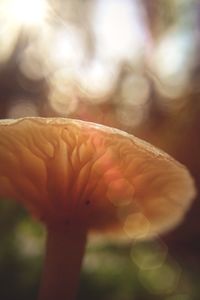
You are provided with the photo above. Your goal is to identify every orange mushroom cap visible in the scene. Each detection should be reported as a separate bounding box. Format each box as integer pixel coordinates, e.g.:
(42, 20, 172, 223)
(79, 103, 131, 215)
(0, 117, 196, 239)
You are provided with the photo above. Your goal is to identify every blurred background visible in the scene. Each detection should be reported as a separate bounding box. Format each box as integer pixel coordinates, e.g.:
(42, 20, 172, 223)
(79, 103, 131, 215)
(0, 0, 200, 299)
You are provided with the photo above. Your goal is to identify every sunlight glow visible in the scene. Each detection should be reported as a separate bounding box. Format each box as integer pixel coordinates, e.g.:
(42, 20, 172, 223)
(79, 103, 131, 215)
(151, 28, 194, 99)
(92, 0, 149, 63)
(0, 22, 19, 63)
(120, 74, 150, 106)
(48, 69, 79, 116)
(1, 0, 49, 26)
(77, 59, 119, 101)
(153, 31, 191, 79)
(50, 25, 87, 69)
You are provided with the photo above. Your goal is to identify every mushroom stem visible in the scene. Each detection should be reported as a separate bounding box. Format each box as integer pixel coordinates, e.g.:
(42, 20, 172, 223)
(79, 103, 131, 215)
(38, 227, 87, 300)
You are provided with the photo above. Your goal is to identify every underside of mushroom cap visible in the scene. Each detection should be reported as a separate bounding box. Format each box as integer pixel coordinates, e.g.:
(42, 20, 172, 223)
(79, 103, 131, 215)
(0, 117, 196, 239)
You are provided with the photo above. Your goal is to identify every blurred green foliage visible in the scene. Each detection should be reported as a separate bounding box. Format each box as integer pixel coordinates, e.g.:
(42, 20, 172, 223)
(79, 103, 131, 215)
(0, 199, 43, 300)
(0, 198, 199, 300)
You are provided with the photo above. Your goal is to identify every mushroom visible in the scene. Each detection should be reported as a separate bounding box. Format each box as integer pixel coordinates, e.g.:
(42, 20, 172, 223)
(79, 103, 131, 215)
(0, 117, 196, 300)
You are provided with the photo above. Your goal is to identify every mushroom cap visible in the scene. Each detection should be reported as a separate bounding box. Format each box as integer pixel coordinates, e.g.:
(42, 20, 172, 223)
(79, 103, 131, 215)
(0, 117, 196, 239)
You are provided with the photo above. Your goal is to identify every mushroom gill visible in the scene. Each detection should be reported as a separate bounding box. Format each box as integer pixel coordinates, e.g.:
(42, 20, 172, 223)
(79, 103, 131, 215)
(0, 117, 196, 300)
